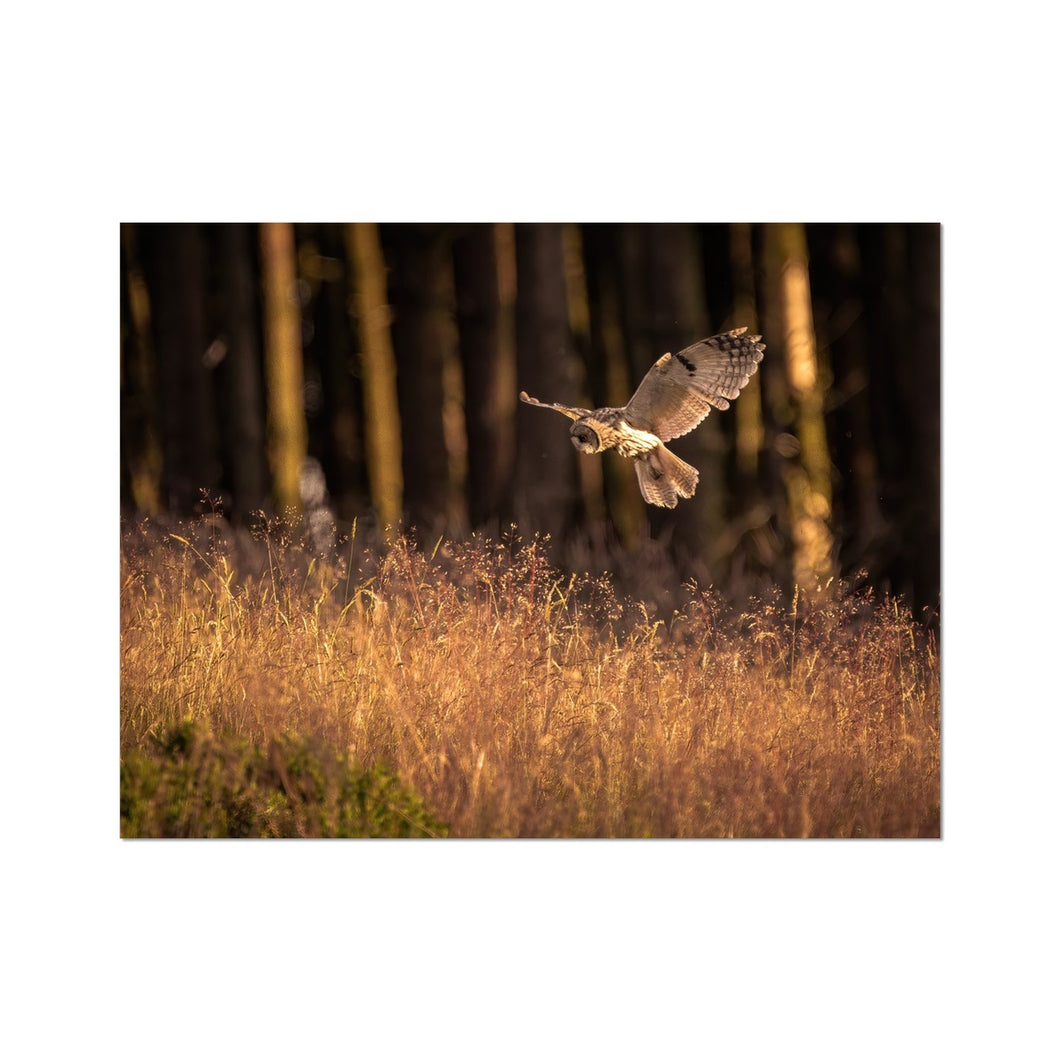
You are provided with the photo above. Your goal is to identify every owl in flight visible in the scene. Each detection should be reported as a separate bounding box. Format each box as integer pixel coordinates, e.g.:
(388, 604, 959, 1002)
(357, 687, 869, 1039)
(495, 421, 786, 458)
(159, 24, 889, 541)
(520, 327, 765, 508)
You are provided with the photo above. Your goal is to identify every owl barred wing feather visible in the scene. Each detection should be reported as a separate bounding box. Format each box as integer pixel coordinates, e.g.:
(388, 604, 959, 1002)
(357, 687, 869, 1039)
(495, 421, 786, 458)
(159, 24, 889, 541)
(623, 328, 765, 442)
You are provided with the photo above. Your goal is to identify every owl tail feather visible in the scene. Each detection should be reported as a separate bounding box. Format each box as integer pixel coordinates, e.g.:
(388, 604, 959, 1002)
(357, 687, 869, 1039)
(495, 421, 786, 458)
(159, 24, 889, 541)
(635, 444, 699, 508)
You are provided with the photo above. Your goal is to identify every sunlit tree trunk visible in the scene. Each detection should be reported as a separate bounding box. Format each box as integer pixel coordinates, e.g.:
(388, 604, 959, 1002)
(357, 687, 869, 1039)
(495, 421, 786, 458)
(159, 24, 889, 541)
(345, 222, 403, 531)
(514, 223, 578, 543)
(260, 222, 307, 515)
(453, 224, 507, 528)
(763, 222, 836, 591)
(141, 223, 217, 514)
(215, 223, 268, 524)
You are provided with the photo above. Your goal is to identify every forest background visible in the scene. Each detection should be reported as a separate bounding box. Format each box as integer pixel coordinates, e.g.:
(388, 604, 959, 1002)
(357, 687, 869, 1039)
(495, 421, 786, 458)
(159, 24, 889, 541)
(119, 222, 940, 618)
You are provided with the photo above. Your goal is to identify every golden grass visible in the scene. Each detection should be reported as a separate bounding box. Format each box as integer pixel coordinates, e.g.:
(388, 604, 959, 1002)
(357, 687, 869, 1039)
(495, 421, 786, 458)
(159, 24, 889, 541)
(120, 520, 940, 838)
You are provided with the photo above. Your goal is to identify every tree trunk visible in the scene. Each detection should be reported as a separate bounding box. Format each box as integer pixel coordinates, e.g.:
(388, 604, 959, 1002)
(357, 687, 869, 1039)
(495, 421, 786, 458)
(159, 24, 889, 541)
(120, 228, 136, 511)
(580, 223, 642, 547)
(905, 223, 941, 616)
(120, 224, 163, 514)
(718, 221, 775, 589)
(453, 224, 508, 528)
(345, 223, 403, 531)
(806, 223, 885, 583)
(140, 223, 217, 515)
(762, 222, 836, 591)
(561, 224, 607, 526)
(514, 223, 578, 543)
(729, 223, 764, 490)
(858, 223, 913, 602)
(381, 224, 453, 536)
(312, 222, 366, 521)
(260, 222, 307, 515)
(214, 223, 268, 525)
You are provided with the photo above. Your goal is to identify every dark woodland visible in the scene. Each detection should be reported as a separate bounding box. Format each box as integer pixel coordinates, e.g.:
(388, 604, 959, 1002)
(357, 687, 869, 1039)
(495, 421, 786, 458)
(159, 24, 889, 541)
(119, 223, 940, 620)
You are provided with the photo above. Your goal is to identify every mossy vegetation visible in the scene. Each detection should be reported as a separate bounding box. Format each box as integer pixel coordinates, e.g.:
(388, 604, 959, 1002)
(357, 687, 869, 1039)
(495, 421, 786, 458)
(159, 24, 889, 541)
(121, 720, 447, 838)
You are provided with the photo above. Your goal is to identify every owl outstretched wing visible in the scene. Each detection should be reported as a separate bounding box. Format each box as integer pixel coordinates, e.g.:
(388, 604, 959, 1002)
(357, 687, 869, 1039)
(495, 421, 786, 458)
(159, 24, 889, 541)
(623, 328, 765, 441)
(519, 391, 591, 422)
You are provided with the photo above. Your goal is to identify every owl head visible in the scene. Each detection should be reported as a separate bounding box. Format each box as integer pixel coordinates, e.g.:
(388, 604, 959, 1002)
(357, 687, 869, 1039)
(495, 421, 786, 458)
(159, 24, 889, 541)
(570, 420, 601, 454)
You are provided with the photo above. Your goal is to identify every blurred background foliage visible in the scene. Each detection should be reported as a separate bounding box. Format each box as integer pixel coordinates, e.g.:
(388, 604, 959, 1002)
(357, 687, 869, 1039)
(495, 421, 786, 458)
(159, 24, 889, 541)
(120, 222, 940, 619)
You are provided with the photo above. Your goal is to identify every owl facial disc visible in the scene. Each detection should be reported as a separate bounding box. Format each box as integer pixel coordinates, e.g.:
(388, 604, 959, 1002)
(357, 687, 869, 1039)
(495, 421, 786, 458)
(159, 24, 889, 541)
(570, 421, 601, 454)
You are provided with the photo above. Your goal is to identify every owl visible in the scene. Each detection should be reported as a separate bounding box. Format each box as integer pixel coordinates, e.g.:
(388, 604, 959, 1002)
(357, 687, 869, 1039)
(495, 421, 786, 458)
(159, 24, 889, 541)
(520, 327, 765, 508)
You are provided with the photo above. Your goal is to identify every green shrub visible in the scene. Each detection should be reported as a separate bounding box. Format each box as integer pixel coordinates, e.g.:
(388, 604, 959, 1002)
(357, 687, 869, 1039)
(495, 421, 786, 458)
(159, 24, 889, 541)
(121, 720, 448, 838)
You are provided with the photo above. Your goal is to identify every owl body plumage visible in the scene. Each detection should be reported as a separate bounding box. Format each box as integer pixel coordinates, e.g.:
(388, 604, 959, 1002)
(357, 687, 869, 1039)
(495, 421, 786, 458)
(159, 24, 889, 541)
(520, 327, 765, 508)
(571, 409, 659, 458)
